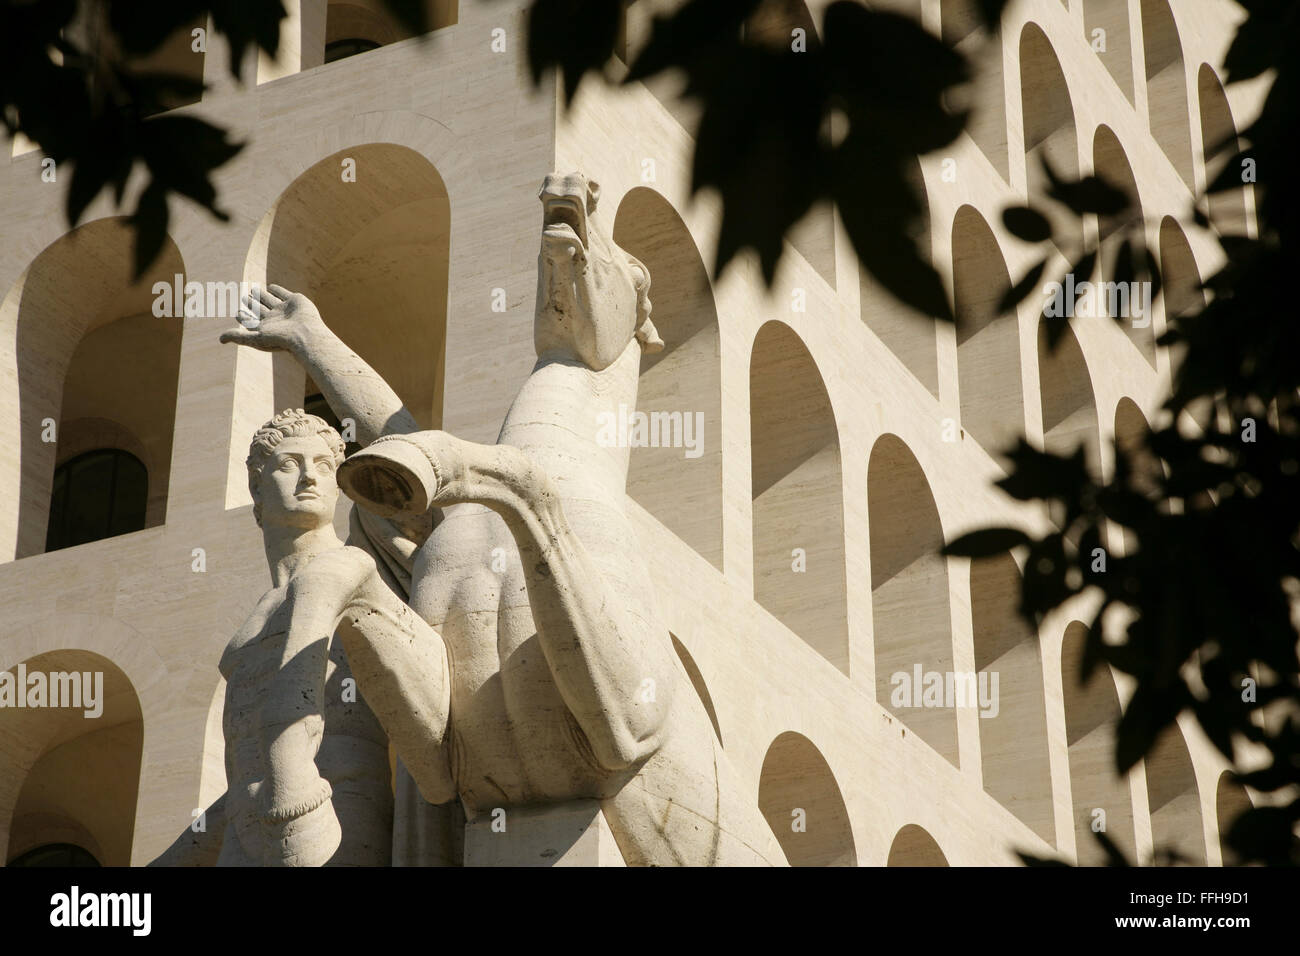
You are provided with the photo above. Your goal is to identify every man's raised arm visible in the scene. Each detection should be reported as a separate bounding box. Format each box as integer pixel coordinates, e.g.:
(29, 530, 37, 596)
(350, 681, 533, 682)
(220, 284, 419, 445)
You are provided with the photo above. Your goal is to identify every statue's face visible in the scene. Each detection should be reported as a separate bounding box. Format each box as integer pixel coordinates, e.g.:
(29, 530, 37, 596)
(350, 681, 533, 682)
(255, 435, 340, 530)
(535, 171, 645, 370)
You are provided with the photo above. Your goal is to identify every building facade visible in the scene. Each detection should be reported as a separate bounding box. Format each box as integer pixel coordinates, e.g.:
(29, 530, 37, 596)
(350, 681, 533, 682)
(0, 0, 1263, 865)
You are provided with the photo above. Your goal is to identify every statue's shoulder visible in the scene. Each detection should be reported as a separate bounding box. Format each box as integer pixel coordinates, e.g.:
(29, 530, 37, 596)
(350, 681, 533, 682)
(219, 585, 290, 678)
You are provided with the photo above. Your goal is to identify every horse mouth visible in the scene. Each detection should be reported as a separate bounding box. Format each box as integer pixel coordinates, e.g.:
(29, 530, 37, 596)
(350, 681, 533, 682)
(542, 196, 587, 251)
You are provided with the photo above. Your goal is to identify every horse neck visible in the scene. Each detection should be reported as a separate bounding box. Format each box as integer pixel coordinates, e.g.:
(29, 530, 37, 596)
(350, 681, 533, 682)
(498, 339, 642, 496)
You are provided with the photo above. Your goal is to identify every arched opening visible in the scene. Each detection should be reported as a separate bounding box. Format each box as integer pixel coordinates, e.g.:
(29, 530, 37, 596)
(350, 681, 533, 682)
(1092, 126, 1154, 365)
(750, 322, 848, 672)
(0, 218, 184, 560)
(941, 0, 1009, 179)
(669, 635, 723, 746)
(1038, 322, 1100, 478)
(1112, 397, 1164, 551)
(970, 553, 1053, 842)
(45, 449, 148, 553)
(887, 824, 949, 865)
(1, 651, 144, 867)
(1145, 723, 1206, 864)
(324, 0, 457, 61)
(869, 434, 958, 765)
(1197, 65, 1250, 236)
(860, 157, 939, 397)
(1083, 0, 1134, 103)
(1214, 771, 1253, 866)
(953, 204, 1023, 458)
(1141, 0, 1193, 188)
(6, 843, 101, 867)
(1158, 217, 1204, 378)
(1061, 621, 1136, 865)
(613, 188, 723, 569)
(1020, 24, 1081, 252)
(758, 732, 856, 866)
(252, 144, 450, 430)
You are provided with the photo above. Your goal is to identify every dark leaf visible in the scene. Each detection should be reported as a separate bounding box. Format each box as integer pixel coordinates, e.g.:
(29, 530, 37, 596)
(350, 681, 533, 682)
(998, 259, 1047, 313)
(1002, 206, 1052, 243)
(943, 527, 1031, 557)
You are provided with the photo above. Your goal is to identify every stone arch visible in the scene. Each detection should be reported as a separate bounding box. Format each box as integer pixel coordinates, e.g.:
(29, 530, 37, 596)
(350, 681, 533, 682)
(970, 553, 1053, 842)
(1092, 126, 1155, 365)
(1020, 23, 1081, 251)
(1061, 621, 1136, 864)
(1141, 0, 1194, 187)
(952, 204, 1023, 458)
(0, 650, 144, 866)
(887, 824, 949, 865)
(1111, 397, 1163, 552)
(860, 156, 939, 397)
(1082, 0, 1134, 102)
(869, 434, 958, 765)
(1214, 771, 1253, 866)
(941, 0, 1009, 179)
(758, 732, 856, 866)
(0, 218, 185, 561)
(1158, 217, 1204, 324)
(1158, 217, 1205, 381)
(613, 188, 723, 569)
(1145, 722, 1206, 864)
(750, 322, 848, 672)
(669, 635, 723, 746)
(249, 143, 450, 431)
(1197, 64, 1250, 236)
(1038, 321, 1100, 478)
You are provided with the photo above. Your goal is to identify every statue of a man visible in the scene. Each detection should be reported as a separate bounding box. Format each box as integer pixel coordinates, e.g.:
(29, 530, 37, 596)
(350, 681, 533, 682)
(152, 409, 452, 866)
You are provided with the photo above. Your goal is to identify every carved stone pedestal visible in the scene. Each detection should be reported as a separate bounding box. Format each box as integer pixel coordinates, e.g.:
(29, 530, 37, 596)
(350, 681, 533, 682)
(462, 800, 627, 867)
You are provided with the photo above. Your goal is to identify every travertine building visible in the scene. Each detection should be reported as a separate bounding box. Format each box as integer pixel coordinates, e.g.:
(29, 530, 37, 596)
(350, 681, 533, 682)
(0, 0, 1263, 865)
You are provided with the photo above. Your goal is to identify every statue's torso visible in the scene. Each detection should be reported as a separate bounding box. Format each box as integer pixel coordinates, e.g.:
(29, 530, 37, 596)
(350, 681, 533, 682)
(221, 584, 391, 864)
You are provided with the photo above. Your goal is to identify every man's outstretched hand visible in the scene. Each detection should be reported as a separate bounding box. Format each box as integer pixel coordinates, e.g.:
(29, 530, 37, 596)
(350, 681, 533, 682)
(219, 284, 326, 355)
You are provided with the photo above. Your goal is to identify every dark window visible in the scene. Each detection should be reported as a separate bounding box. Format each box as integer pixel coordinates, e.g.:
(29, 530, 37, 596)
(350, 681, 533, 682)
(325, 38, 382, 63)
(8, 843, 101, 867)
(305, 393, 360, 458)
(45, 449, 148, 552)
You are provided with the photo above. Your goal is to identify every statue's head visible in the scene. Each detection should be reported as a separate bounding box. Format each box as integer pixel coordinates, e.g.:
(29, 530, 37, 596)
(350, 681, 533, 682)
(535, 171, 662, 370)
(246, 409, 347, 530)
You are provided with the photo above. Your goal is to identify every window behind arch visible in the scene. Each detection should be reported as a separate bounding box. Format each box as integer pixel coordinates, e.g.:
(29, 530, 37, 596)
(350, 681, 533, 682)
(45, 450, 148, 552)
(325, 37, 382, 63)
(7, 843, 101, 867)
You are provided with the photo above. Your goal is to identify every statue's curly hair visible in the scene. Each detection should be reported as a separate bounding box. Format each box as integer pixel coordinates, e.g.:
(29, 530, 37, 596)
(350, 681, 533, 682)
(246, 408, 346, 527)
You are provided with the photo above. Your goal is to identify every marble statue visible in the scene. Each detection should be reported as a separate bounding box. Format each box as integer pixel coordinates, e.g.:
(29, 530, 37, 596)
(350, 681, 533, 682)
(218, 172, 787, 866)
(152, 410, 450, 866)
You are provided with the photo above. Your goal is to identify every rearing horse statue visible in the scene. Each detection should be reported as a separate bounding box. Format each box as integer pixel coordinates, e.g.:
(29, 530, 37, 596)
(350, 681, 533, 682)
(221, 171, 787, 866)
